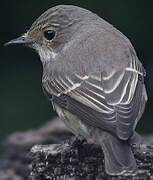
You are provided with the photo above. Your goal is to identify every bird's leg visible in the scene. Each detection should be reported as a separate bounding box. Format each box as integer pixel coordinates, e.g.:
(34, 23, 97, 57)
(69, 135, 87, 148)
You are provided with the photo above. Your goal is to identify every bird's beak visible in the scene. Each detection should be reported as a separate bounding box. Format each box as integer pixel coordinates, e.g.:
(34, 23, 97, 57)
(4, 36, 33, 47)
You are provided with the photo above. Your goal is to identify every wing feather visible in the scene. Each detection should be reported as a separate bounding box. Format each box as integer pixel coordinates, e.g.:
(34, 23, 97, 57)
(43, 55, 146, 140)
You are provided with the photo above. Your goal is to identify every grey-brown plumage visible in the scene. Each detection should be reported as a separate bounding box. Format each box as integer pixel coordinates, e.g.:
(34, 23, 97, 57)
(5, 5, 147, 175)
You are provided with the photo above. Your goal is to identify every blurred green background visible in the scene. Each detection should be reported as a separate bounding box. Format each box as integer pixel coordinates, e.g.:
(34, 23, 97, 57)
(0, 0, 153, 142)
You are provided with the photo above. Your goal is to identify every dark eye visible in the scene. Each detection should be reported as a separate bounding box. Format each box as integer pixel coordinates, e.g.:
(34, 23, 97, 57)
(43, 30, 56, 41)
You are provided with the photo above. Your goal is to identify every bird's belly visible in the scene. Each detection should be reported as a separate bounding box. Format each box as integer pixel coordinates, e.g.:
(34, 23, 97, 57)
(53, 103, 90, 139)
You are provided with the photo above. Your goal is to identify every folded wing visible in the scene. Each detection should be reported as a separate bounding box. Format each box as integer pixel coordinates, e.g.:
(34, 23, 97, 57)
(43, 55, 146, 140)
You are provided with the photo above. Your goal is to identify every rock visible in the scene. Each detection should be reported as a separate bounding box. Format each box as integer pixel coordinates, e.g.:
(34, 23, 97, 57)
(0, 117, 73, 180)
(0, 117, 153, 180)
(29, 138, 153, 180)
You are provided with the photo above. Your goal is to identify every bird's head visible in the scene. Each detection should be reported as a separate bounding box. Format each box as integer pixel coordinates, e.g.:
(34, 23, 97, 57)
(5, 5, 99, 62)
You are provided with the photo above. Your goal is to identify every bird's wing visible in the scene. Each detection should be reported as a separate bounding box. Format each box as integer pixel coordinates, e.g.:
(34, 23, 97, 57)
(43, 54, 145, 140)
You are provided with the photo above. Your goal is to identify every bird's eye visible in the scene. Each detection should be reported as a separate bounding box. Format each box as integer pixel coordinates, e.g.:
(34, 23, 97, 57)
(43, 30, 56, 41)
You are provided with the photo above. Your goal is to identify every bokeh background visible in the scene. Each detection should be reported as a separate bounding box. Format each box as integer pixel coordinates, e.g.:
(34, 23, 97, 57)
(0, 0, 153, 142)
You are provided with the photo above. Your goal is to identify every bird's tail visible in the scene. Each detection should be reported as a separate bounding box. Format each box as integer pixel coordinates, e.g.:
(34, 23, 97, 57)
(100, 133, 137, 175)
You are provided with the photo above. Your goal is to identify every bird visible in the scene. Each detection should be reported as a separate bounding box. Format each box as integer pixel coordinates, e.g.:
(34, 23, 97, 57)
(5, 5, 147, 175)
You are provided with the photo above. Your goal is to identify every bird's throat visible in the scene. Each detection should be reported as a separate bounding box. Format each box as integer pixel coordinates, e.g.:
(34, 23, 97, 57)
(36, 46, 57, 62)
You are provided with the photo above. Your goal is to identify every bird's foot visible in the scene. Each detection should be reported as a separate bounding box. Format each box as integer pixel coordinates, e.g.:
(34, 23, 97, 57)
(69, 135, 87, 148)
